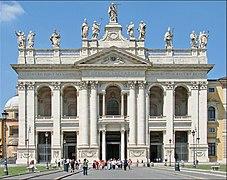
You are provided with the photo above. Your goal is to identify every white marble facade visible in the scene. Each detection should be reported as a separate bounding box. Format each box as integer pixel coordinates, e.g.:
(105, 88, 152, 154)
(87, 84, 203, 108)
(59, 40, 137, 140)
(13, 5, 213, 165)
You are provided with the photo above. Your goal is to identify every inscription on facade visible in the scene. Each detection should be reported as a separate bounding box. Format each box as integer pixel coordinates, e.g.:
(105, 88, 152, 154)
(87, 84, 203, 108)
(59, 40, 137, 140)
(83, 70, 144, 77)
(146, 71, 207, 80)
(19, 71, 81, 79)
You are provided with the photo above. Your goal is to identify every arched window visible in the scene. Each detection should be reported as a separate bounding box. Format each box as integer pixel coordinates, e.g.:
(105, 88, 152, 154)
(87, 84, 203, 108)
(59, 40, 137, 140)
(208, 106, 215, 121)
(107, 100, 119, 115)
(175, 86, 188, 116)
(105, 86, 121, 115)
(149, 86, 163, 116)
(37, 86, 51, 117)
(62, 86, 77, 117)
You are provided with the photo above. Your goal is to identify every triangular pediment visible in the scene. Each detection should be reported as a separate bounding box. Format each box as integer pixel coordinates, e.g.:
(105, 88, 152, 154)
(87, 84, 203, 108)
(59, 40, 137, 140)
(76, 46, 151, 66)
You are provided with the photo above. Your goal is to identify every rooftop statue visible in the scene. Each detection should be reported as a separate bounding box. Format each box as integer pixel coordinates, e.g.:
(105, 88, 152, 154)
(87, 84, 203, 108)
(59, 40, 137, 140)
(81, 19, 89, 39)
(27, 30, 36, 48)
(164, 27, 174, 49)
(108, 3, 118, 23)
(50, 29, 60, 48)
(15, 30, 26, 48)
(92, 21, 101, 40)
(199, 31, 209, 49)
(190, 30, 198, 48)
(138, 21, 146, 40)
(127, 21, 135, 39)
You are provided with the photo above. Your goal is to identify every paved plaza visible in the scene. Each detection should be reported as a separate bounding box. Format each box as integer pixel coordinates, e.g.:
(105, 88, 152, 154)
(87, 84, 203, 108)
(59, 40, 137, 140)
(1, 166, 226, 179)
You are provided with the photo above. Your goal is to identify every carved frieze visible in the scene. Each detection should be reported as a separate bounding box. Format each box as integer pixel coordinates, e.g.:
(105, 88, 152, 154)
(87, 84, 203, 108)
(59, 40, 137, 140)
(53, 151, 60, 159)
(129, 150, 145, 157)
(79, 150, 97, 158)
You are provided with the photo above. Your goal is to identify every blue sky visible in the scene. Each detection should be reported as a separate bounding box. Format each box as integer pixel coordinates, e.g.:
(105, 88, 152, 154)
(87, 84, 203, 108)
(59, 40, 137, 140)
(0, 1, 226, 114)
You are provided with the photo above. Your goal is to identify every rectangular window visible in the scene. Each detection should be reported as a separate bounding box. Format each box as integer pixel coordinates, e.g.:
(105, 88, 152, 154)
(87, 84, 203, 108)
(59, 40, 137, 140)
(208, 143, 216, 156)
(10, 127, 18, 136)
(208, 88, 215, 93)
(14, 112, 19, 119)
(208, 127, 216, 133)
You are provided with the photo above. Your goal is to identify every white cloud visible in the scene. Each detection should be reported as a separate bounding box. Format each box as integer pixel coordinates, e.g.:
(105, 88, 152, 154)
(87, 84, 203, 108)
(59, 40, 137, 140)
(0, 1, 25, 22)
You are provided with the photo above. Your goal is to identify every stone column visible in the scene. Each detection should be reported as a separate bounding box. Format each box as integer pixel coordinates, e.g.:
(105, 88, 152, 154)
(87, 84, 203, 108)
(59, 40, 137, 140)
(190, 82, 199, 131)
(121, 93, 124, 116)
(90, 81, 98, 146)
(121, 129, 125, 160)
(137, 81, 146, 145)
(17, 82, 26, 148)
(102, 130, 106, 161)
(51, 82, 61, 155)
(79, 81, 89, 146)
(102, 92, 106, 116)
(26, 82, 35, 149)
(165, 82, 174, 144)
(128, 81, 136, 145)
(146, 91, 150, 145)
(197, 81, 209, 162)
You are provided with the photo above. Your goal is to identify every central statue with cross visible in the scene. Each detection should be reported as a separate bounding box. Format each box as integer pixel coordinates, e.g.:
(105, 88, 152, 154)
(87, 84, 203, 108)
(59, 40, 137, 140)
(108, 2, 119, 23)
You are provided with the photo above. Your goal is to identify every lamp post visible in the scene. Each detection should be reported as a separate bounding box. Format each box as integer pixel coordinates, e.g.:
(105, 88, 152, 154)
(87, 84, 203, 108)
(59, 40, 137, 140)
(192, 130, 196, 167)
(26, 126, 31, 167)
(196, 137, 200, 165)
(2, 110, 9, 175)
(169, 139, 172, 166)
(45, 132, 49, 169)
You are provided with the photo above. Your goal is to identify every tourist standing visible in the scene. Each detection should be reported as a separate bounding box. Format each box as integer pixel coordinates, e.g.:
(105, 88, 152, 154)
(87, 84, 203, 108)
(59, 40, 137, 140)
(82, 158, 89, 175)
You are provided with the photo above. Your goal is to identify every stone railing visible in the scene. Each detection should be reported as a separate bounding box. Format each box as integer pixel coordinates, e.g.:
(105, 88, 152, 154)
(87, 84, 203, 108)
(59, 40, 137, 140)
(61, 115, 79, 120)
(33, 48, 80, 57)
(99, 115, 126, 121)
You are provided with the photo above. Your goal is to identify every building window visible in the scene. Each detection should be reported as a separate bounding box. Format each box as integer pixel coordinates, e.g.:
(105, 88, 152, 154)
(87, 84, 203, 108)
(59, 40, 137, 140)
(10, 127, 18, 136)
(208, 106, 216, 121)
(208, 88, 215, 93)
(208, 127, 216, 133)
(107, 100, 119, 115)
(208, 143, 216, 156)
(14, 112, 19, 119)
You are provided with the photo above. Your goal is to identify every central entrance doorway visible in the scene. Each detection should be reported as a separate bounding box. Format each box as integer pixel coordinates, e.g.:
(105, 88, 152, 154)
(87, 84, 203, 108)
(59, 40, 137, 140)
(106, 131, 121, 160)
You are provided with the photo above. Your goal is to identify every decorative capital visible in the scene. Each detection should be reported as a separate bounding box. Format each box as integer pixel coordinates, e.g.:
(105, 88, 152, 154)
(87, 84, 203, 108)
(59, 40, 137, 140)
(200, 81, 208, 89)
(90, 81, 98, 89)
(138, 81, 146, 89)
(51, 82, 61, 90)
(128, 81, 136, 89)
(165, 81, 174, 90)
(17, 82, 26, 91)
(79, 81, 88, 90)
(191, 81, 199, 90)
(26, 82, 35, 90)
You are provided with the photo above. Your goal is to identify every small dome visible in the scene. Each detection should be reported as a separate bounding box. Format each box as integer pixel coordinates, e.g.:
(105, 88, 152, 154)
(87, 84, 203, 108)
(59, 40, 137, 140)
(4, 95, 19, 110)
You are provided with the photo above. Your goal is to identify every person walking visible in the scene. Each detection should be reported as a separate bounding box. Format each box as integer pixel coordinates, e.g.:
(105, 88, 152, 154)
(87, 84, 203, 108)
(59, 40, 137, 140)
(82, 158, 89, 175)
(70, 159, 75, 173)
(123, 158, 128, 171)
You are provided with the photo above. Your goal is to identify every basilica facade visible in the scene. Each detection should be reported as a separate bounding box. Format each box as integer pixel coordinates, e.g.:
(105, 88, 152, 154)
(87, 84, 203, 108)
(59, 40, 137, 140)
(13, 5, 214, 164)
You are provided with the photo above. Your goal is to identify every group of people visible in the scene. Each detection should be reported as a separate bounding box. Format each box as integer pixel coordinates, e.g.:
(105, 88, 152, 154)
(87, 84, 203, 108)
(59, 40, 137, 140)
(92, 158, 132, 171)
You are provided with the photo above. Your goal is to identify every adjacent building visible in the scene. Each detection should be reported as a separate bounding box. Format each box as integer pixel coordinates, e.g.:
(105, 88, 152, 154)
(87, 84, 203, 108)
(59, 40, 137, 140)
(207, 77, 227, 164)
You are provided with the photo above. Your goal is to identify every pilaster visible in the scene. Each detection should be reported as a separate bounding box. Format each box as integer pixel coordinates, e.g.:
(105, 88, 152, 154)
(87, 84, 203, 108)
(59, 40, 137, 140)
(90, 81, 98, 147)
(128, 81, 136, 145)
(137, 81, 146, 145)
(51, 82, 61, 150)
